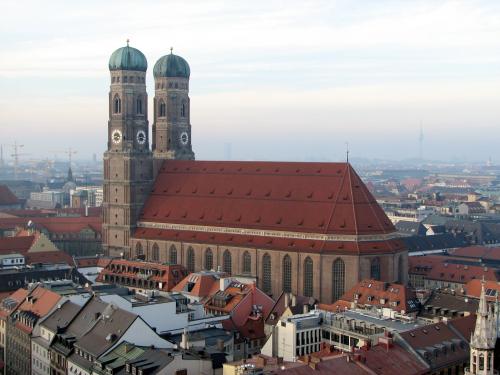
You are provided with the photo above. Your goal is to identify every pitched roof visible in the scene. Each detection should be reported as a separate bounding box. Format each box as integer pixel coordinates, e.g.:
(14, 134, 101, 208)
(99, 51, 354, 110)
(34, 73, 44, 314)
(409, 255, 500, 283)
(448, 246, 500, 261)
(137, 161, 397, 254)
(16, 285, 61, 318)
(0, 236, 34, 253)
(171, 271, 224, 299)
(330, 279, 420, 313)
(464, 279, 500, 301)
(398, 321, 469, 370)
(0, 216, 102, 234)
(0, 185, 19, 205)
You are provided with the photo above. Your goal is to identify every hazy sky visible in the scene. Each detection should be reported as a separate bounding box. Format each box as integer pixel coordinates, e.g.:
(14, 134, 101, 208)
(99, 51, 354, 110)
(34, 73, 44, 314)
(1, 0, 500, 163)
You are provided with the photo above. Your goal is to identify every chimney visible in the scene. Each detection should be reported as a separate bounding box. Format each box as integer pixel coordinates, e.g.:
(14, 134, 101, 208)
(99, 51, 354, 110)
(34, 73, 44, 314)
(292, 295, 297, 307)
(84, 203, 89, 217)
(180, 328, 190, 349)
(284, 293, 290, 308)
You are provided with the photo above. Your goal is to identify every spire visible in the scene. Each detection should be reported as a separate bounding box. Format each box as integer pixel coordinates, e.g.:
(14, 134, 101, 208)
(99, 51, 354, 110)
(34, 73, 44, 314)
(470, 279, 497, 350)
(67, 167, 74, 183)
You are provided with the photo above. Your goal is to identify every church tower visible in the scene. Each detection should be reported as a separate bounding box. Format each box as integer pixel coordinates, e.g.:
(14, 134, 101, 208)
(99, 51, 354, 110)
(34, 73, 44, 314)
(102, 42, 153, 257)
(152, 49, 194, 176)
(465, 281, 498, 375)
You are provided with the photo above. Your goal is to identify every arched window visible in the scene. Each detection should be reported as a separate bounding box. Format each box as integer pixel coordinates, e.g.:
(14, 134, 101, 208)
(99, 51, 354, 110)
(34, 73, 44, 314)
(371, 257, 381, 281)
(159, 100, 166, 117)
(332, 258, 345, 302)
(205, 248, 213, 270)
(242, 251, 251, 274)
(181, 102, 186, 117)
(187, 247, 195, 273)
(398, 255, 405, 284)
(223, 250, 232, 274)
(303, 257, 313, 297)
(262, 253, 272, 294)
(282, 255, 292, 293)
(113, 95, 121, 114)
(479, 353, 485, 371)
(136, 97, 143, 115)
(169, 245, 177, 264)
(152, 243, 159, 262)
(135, 242, 143, 257)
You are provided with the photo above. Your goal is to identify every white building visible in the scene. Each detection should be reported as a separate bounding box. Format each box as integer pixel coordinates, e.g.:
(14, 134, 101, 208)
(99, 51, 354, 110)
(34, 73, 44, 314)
(0, 253, 25, 269)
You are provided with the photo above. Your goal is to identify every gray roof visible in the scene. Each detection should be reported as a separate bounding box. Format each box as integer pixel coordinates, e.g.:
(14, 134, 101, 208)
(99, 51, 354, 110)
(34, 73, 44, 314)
(41, 300, 83, 333)
(75, 302, 136, 357)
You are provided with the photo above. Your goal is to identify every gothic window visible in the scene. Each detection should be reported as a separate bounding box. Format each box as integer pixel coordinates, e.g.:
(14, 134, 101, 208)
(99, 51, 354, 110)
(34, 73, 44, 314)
(479, 353, 484, 371)
(242, 251, 251, 274)
(136, 97, 143, 115)
(135, 242, 143, 257)
(332, 258, 345, 302)
(169, 245, 177, 264)
(223, 250, 232, 274)
(282, 255, 292, 293)
(181, 102, 186, 117)
(303, 257, 313, 297)
(159, 100, 166, 117)
(370, 257, 381, 281)
(187, 247, 195, 273)
(152, 243, 159, 262)
(262, 253, 272, 294)
(205, 248, 213, 270)
(113, 95, 121, 114)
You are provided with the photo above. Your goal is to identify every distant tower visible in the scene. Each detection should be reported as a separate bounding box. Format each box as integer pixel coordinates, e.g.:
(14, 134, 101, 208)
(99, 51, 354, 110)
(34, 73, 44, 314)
(102, 42, 153, 257)
(152, 48, 195, 176)
(419, 122, 424, 161)
(465, 281, 498, 375)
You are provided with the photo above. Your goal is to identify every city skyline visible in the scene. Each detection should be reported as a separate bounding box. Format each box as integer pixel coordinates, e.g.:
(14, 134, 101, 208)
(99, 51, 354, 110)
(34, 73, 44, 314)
(1, 0, 500, 162)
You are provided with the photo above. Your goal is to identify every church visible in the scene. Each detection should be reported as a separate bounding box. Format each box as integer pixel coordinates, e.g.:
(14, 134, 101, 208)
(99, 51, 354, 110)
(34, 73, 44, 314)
(102, 43, 408, 303)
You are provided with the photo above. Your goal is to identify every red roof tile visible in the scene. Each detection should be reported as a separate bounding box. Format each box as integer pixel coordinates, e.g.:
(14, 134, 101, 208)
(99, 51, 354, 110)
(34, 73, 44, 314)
(0, 185, 19, 205)
(327, 279, 419, 313)
(138, 161, 395, 244)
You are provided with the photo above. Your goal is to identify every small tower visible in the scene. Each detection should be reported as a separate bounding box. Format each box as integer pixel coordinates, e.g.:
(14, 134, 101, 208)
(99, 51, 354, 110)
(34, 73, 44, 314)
(465, 281, 498, 375)
(152, 48, 195, 176)
(102, 41, 153, 257)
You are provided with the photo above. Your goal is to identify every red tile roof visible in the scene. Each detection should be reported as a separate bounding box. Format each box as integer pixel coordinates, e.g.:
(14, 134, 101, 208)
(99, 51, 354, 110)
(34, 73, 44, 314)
(16, 285, 61, 318)
(0, 185, 19, 205)
(137, 161, 396, 253)
(171, 271, 224, 299)
(135, 228, 405, 255)
(0, 216, 102, 234)
(448, 246, 500, 261)
(96, 259, 187, 291)
(322, 279, 420, 313)
(0, 236, 34, 253)
(464, 279, 500, 301)
(409, 255, 499, 284)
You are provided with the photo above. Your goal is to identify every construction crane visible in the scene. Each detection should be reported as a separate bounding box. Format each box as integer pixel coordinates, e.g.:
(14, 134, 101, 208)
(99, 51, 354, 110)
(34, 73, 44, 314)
(49, 147, 78, 167)
(9, 141, 30, 180)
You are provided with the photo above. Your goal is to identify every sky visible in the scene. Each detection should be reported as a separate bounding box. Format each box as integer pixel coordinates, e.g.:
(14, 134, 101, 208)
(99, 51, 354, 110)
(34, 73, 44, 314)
(1, 0, 500, 163)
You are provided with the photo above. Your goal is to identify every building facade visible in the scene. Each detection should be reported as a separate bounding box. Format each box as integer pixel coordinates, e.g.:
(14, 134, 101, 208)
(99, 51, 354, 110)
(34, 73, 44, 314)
(102, 44, 408, 304)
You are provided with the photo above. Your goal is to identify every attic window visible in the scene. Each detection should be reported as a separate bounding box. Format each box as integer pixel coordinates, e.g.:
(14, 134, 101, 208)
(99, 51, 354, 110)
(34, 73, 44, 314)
(235, 215, 242, 222)
(199, 213, 205, 219)
(176, 188, 181, 193)
(296, 169, 301, 173)
(255, 216, 261, 223)
(276, 217, 282, 224)
(256, 168, 261, 172)
(192, 187, 197, 193)
(318, 220, 325, 227)
(275, 168, 280, 172)
(265, 190, 271, 197)
(285, 191, 292, 198)
(219, 167, 224, 171)
(227, 189, 233, 195)
(210, 188, 215, 194)
(316, 169, 321, 173)
(307, 192, 313, 198)
(328, 193, 334, 199)
(182, 212, 187, 218)
(238, 167, 243, 172)
(165, 211, 170, 217)
(202, 168, 207, 171)
(343, 195, 349, 200)
(246, 189, 252, 196)
(298, 219, 304, 226)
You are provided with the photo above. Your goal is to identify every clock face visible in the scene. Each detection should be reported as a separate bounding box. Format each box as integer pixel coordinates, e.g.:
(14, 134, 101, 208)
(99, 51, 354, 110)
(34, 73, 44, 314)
(180, 131, 189, 146)
(136, 130, 146, 145)
(112, 129, 122, 144)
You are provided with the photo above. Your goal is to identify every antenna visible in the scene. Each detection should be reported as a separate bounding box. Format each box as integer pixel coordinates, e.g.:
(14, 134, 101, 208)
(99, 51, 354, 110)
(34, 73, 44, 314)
(345, 142, 350, 163)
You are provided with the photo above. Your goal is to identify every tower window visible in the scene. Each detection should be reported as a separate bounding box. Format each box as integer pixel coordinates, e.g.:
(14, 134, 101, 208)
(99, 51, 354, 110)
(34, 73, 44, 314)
(152, 243, 159, 262)
(332, 258, 345, 302)
(187, 247, 195, 272)
(169, 245, 177, 264)
(242, 251, 251, 274)
(123, 76, 128, 83)
(159, 100, 166, 117)
(223, 250, 232, 274)
(181, 103, 186, 117)
(205, 248, 213, 270)
(303, 257, 313, 297)
(282, 255, 292, 293)
(113, 96, 121, 114)
(262, 253, 272, 294)
(371, 257, 381, 281)
(136, 98, 143, 115)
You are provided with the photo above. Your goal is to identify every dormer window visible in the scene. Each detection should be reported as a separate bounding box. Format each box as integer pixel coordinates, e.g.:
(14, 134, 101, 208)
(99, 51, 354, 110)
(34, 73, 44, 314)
(113, 95, 121, 114)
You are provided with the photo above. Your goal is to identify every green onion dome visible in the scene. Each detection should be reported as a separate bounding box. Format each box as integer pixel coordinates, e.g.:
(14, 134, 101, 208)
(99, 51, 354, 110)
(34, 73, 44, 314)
(109, 43, 147, 72)
(153, 50, 190, 78)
